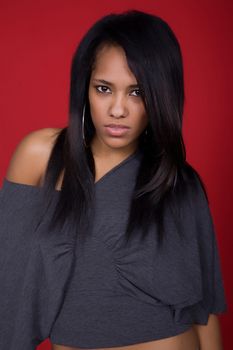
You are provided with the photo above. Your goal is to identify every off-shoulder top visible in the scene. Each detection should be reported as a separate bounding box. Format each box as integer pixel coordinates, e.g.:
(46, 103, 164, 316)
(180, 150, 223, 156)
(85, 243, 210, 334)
(0, 148, 227, 349)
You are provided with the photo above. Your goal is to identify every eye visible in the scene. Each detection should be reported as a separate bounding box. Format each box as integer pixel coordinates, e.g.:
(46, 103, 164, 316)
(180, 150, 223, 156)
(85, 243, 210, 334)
(130, 89, 141, 97)
(95, 85, 111, 94)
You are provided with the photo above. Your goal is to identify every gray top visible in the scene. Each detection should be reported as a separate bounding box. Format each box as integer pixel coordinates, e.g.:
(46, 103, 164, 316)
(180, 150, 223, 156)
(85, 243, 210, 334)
(0, 148, 227, 349)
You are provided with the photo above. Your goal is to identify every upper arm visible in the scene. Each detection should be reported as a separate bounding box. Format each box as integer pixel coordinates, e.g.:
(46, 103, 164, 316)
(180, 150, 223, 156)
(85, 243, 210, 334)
(5, 128, 61, 186)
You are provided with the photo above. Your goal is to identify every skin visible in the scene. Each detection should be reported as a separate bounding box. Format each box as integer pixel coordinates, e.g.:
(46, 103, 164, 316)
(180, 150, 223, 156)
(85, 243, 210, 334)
(87, 44, 148, 182)
(51, 327, 199, 350)
(193, 315, 224, 350)
(5, 43, 224, 349)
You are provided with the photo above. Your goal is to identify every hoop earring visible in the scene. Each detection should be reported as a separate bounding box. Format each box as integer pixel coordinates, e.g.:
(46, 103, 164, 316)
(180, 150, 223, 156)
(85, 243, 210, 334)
(82, 103, 88, 148)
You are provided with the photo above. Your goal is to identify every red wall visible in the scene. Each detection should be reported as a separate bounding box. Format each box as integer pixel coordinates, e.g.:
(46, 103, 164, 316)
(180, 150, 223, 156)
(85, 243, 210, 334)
(0, 1, 232, 349)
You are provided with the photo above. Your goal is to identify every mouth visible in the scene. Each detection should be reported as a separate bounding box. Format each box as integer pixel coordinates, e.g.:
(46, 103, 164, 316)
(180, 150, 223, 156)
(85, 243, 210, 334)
(104, 124, 130, 137)
(104, 124, 130, 129)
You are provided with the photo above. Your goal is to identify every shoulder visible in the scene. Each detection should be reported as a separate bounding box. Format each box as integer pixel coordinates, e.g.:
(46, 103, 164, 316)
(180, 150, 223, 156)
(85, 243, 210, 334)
(5, 127, 63, 186)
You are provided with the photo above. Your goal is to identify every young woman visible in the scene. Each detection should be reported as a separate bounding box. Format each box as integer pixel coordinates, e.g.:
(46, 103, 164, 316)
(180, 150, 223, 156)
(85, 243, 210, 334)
(0, 9, 227, 350)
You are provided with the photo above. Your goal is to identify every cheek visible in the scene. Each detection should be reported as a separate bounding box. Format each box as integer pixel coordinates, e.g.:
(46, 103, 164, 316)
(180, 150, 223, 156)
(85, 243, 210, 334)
(88, 94, 100, 119)
(131, 104, 148, 128)
(88, 97, 105, 129)
(89, 92, 105, 116)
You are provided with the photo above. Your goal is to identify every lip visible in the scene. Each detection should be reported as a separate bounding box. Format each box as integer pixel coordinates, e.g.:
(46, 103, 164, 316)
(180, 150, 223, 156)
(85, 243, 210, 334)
(104, 125, 130, 137)
(104, 124, 130, 128)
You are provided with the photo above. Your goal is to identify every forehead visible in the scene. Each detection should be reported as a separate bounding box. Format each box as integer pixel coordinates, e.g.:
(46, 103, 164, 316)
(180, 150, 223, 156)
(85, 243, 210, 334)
(91, 44, 137, 84)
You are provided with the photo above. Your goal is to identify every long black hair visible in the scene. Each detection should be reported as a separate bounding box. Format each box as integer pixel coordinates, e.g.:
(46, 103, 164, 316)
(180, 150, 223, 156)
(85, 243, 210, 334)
(40, 9, 208, 246)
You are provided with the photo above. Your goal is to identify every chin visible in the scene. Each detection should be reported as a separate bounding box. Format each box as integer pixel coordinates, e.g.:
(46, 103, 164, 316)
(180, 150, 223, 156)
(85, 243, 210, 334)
(104, 139, 137, 151)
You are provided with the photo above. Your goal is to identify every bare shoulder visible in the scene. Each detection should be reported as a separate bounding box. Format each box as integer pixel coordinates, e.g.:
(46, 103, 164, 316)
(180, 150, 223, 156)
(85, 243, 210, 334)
(5, 127, 63, 186)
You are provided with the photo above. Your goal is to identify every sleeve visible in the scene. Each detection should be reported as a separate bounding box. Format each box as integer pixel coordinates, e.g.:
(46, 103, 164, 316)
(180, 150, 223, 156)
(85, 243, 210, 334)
(0, 179, 76, 349)
(172, 173, 228, 325)
(0, 180, 50, 349)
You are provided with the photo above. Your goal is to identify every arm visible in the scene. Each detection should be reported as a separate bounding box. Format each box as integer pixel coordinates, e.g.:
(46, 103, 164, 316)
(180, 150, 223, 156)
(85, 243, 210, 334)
(5, 127, 59, 185)
(193, 314, 224, 350)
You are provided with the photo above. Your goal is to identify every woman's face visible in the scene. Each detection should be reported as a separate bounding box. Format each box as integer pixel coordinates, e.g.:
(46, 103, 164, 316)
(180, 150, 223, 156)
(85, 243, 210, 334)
(88, 44, 148, 156)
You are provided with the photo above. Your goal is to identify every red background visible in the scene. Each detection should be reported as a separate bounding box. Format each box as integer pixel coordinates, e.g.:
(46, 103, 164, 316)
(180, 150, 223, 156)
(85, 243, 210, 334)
(0, 1, 232, 349)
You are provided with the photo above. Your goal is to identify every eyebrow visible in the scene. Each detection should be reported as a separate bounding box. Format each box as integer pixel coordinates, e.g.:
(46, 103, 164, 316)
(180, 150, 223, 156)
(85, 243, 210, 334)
(92, 79, 139, 88)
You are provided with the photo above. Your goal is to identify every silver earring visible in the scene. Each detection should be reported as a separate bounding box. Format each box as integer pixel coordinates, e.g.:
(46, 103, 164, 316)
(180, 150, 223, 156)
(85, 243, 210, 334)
(145, 128, 148, 136)
(82, 103, 88, 148)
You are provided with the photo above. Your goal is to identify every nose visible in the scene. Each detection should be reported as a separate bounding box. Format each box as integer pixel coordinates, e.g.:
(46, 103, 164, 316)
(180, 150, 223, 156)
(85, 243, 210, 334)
(109, 94, 128, 118)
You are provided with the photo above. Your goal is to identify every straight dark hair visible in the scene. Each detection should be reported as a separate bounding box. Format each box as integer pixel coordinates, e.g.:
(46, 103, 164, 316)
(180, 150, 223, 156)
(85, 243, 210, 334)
(39, 9, 208, 247)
